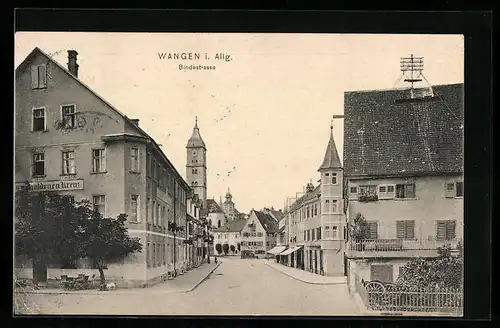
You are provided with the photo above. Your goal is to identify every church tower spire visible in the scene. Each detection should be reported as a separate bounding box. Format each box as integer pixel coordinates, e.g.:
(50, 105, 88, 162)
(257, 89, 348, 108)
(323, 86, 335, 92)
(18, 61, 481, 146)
(186, 117, 207, 208)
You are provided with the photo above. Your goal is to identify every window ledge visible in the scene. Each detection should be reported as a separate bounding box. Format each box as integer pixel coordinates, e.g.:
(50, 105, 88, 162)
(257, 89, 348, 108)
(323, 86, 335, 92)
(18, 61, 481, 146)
(129, 171, 141, 174)
(90, 171, 107, 175)
(454, 196, 464, 199)
(60, 174, 77, 177)
(32, 175, 47, 179)
(32, 130, 49, 133)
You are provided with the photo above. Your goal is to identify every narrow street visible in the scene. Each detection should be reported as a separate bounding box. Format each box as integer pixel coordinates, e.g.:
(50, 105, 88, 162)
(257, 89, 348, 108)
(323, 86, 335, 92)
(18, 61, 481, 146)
(18, 258, 359, 316)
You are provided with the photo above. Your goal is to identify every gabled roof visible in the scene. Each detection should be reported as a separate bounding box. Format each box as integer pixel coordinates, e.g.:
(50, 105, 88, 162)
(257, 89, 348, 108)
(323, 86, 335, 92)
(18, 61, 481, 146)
(289, 185, 321, 212)
(318, 128, 342, 171)
(252, 210, 279, 233)
(213, 218, 247, 232)
(269, 209, 284, 222)
(186, 121, 206, 148)
(206, 199, 224, 214)
(16, 47, 190, 190)
(343, 83, 464, 177)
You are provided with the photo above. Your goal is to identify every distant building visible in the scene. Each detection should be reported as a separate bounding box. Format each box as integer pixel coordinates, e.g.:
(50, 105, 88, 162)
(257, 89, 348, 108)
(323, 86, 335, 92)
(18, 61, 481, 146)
(343, 83, 464, 286)
(212, 218, 248, 256)
(14, 47, 191, 287)
(240, 210, 279, 258)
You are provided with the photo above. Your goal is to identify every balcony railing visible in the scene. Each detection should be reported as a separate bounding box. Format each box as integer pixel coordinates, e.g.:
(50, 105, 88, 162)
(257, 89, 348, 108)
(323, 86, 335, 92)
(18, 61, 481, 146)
(348, 239, 460, 252)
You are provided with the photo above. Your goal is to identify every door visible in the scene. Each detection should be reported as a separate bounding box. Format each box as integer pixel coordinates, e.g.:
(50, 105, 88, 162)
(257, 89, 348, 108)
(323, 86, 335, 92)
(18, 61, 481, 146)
(320, 250, 324, 275)
(370, 264, 394, 283)
(314, 250, 317, 273)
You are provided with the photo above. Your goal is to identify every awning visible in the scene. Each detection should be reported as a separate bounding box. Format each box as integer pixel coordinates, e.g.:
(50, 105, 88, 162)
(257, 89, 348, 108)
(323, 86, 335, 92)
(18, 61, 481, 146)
(280, 248, 295, 256)
(267, 246, 287, 255)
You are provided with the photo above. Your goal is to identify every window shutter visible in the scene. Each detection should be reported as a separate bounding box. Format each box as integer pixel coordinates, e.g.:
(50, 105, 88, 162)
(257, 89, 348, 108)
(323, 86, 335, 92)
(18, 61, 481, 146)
(368, 222, 378, 239)
(406, 184, 416, 198)
(396, 221, 405, 239)
(436, 221, 446, 240)
(39, 64, 47, 88)
(445, 182, 455, 198)
(31, 66, 38, 88)
(446, 221, 456, 240)
(407, 221, 415, 239)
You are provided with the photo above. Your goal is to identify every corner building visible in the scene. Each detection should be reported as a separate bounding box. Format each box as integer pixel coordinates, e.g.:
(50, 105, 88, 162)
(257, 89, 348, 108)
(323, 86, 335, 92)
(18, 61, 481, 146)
(284, 126, 346, 276)
(15, 47, 191, 287)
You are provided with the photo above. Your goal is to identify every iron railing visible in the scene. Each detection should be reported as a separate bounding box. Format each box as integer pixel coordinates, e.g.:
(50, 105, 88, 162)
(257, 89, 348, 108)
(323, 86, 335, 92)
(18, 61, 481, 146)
(348, 239, 460, 252)
(353, 274, 463, 314)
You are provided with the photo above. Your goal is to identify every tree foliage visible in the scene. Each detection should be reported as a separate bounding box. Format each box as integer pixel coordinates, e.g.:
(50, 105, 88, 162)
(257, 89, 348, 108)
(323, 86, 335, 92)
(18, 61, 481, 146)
(349, 213, 370, 240)
(215, 243, 222, 255)
(15, 187, 142, 289)
(222, 243, 229, 255)
(230, 245, 236, 253)
(397, 244, 463, 289)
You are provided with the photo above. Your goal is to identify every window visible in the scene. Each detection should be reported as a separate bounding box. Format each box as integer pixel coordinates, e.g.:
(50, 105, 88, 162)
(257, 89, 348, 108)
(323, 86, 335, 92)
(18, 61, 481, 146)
(396, 220, 415, 239)
(396, 184, 416, 199)
(324, 200, 330, 212)
(445, 181, 463, 198)
(93, 195, 105, 216)
(62, 151, 76, 175)
(332, 226, 338, 239)
(317, 227, 321, 240)
(314, 204, 318, 216)
(32, 108, 46, 131)
(331, 200, 338, 213)
(152, 201, 156, 225)
(31, 64, 47, 89)
(312, 229, 315, 240)
(92, 149, 106, 173)
(153, 243, 156, 267)
(157, 204, 161, 226)
(323, 172, 330, 184)
(325, 226, 330, 238)
(130, 148, 139, 172)
(163, 244, 166, 265)
(130, 195, 139, 222)
(32, 153, 45, 177)
(331, 173, 338, 185)
(61, 105, 76, 128)
(307, 230, 311, 241)
(350, 186, 357, 194)
(303, 231, 306, 241)
(367, 221, 378, 239)
(257, 232, 263, 237)
(146, 152, 151, 176)
(436, 220, 456, 241)
(359, 185, 377, 198)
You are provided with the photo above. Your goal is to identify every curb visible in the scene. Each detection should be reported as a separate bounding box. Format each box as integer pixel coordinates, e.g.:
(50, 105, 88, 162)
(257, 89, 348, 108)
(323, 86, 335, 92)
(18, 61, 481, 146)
(264, 262, 346, 285)
(184, 262, 221, 293)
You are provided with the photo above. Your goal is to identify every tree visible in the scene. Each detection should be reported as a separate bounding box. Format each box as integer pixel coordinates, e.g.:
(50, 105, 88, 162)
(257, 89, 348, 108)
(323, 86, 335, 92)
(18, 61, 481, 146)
(349, 213, 370, 240)
(81, 213, 142, 290)
(223, 243, 229, 255)
(215, 243, 222, 255)
(230, 245, 236, 254)
(237, 243, 241, 252)
(397, 244, 463, 289)
(15, 186, 89, 281)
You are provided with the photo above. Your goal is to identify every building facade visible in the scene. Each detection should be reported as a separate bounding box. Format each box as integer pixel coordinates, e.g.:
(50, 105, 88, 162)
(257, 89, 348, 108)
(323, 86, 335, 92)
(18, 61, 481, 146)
(240, 210, 278, 258)
(213, 218, 247, 256)
(15, 48, 192, 287)
(343, 83, 464, 286)
(278, 126, 347, 277)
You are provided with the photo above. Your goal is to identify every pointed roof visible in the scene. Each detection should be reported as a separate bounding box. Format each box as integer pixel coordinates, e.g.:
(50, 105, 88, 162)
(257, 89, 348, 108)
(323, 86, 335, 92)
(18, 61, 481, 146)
(186, 116, 206, 148)
(318, 125, 342, 171)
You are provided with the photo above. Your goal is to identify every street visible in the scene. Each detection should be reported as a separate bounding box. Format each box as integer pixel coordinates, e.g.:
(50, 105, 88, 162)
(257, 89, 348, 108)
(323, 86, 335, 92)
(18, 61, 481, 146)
(16, 258, 359, 316)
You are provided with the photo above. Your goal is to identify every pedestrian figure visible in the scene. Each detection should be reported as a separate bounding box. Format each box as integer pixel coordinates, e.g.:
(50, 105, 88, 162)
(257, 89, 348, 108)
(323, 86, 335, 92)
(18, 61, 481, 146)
(215, 257, 218, 264)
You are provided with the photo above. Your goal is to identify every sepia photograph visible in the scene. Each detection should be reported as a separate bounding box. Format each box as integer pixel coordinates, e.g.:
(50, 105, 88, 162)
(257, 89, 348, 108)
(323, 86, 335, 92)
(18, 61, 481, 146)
(14, 32, 464, 316)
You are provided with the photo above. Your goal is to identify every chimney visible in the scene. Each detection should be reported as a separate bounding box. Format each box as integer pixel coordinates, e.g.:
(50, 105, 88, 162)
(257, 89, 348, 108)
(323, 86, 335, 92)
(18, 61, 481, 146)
(131, 119, 140, 126)
(67, 50, 79, 77)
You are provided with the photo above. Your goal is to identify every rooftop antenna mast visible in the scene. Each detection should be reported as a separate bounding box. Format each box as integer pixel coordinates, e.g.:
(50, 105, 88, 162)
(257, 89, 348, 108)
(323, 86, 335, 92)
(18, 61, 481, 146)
(400, 54, 424, 89)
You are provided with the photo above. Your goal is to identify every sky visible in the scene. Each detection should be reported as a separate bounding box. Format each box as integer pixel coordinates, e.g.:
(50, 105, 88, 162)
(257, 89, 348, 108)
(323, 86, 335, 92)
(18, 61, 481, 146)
(14, 33, 464, 213)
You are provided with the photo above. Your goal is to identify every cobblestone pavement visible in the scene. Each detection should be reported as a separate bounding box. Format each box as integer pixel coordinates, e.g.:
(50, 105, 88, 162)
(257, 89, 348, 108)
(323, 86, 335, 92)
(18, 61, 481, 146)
(15, 258, 360, 316)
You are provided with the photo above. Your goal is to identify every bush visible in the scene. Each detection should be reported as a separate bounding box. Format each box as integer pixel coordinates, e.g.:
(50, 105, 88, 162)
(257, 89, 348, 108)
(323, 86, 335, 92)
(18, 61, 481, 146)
(222, 244, 229, 255)
(215, 243, 222, 255)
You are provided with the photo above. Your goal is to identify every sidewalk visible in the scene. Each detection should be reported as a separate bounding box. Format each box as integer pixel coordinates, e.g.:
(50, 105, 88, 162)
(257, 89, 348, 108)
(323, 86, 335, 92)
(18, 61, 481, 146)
(265, 261, 346, 285)
(17, 262, 221, 295)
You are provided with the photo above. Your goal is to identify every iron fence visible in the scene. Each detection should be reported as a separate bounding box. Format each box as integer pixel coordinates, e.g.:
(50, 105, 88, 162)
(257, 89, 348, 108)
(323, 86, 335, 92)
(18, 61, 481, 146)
(354, 274, 462, 314)
(348, 239, 460, 252)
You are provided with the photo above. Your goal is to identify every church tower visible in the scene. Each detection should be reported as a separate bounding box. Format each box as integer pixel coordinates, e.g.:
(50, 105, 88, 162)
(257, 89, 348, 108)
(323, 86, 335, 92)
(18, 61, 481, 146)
(186, 117, 207, 208)
(223, 187, 236, 220)
(318, 123, 345, 276)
